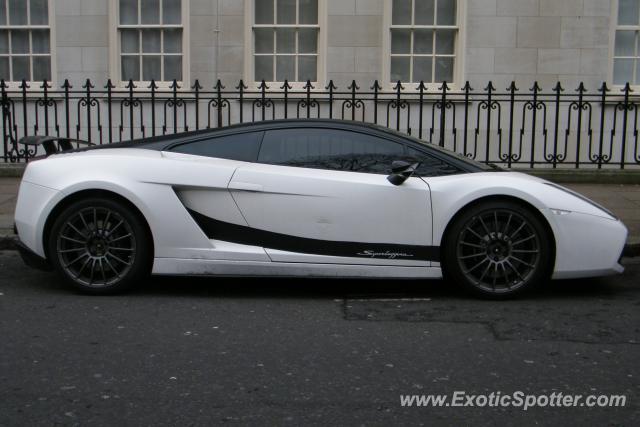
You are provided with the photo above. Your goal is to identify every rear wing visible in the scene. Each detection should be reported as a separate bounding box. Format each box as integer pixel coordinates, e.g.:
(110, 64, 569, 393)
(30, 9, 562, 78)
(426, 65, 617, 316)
(19, 136, 94, 156)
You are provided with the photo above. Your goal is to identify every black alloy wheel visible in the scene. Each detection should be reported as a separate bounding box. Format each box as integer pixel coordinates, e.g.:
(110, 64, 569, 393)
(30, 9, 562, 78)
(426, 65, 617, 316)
(443, 200, 552, 298)
(48, 197, 151, 294)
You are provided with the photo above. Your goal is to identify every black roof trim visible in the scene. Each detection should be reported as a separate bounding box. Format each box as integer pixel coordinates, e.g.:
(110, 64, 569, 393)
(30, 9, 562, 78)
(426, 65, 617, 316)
(71, 119, 492, 172)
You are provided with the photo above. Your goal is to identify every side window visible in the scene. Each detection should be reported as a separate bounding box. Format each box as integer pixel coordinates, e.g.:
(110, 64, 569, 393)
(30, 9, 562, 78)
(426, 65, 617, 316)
(258, 128, 405, 174)
(405, 147, 461, 176)
(170, 132, 263, 162)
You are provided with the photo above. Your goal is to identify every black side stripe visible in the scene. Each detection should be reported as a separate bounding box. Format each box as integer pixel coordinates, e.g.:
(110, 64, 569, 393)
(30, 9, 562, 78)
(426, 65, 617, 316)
(186, 208, 440, 262)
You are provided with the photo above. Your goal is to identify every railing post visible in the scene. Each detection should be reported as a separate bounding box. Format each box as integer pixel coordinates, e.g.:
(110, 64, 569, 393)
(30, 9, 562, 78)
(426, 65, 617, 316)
(575, 82, 586, 169)
(259, 80, 268, 121)
(439, 81, 449, 147)
(394, 80, 402, 131)
(349, 80, 358, 121)
(552, 82, 563, 169)
(149, 79, 158, 136)
(126, 79, 136, 140)
(20, 80, 29, 161)
(418, 81, 426, 140)
(371, 80, 381, 125)
(171, 79, 179, 133)
(620, 83, 632, 170)
(192, 79, 202, 130)
(506, 81, 517, 168)
(462, 81, 472, 157)
(530, 81, 540, 168)
(326, 80, 336, 119)
(215, 79, 224, 127)
(104, 80, 113, 144)
(484, 81, 495, 164)
(1, 80, 9, 162)
(41, 80, 49, 136)
(304, 80, 313, 118)
(597, 82, 609, 169)
(282, 79, 291, 118)
(237, 79, 247, 123)
(83, 79, 94, 143)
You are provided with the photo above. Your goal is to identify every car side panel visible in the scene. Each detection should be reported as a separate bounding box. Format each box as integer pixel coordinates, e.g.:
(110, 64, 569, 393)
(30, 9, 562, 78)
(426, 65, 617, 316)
(17, 149, 269, 262)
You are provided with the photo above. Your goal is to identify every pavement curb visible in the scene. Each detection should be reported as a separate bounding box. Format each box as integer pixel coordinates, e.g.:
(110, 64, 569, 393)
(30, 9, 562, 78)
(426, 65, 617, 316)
(0, 164, 25, 177)
(1, 234, 639, 258)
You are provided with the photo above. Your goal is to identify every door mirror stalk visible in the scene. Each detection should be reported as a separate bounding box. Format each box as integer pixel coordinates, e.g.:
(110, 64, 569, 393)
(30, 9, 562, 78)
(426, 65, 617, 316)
(387, 161, 419, 186)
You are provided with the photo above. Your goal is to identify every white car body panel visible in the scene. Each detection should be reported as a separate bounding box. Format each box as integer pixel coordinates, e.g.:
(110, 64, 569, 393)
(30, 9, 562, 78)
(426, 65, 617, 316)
(15, 140, 628, 280)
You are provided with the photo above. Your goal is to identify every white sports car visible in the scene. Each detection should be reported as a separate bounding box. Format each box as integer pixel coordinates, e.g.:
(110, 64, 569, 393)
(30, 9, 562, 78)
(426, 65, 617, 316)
(14, 119, 627, 297)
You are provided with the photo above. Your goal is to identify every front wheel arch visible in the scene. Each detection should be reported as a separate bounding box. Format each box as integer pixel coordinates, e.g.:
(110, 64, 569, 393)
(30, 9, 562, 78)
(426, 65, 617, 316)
(43, 189, 154, 263)
(440, 195, 556, 280)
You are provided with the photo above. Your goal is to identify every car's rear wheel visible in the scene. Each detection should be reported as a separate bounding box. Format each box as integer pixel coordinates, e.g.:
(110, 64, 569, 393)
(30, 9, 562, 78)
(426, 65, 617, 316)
(443, 200, 552, 298)
(48, 197, 151, 294)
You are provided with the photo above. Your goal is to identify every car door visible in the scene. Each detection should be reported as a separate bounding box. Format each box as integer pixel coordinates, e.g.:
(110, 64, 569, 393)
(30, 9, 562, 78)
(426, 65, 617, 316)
(228, 127, 436, 266)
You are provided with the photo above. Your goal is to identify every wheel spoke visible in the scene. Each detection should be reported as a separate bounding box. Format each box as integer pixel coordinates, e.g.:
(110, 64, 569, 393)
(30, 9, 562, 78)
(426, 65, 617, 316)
(75, 257, 92, 278)
(502, 213, 513, 235)
(491, 263, 498, 290)
(499, 263, 511, 289)
(66, 222, 87, 238)
(102, 211, 111, 233)
(78, 211, 91, 233)
(477, 262, 492, 284)
(99, 259, 107, 283)
(465, 257, 489, 273)
(504, 259, 524, 281)
(460, 241, 485, 249)
(110, 247, 134, 252)
(465, 227, 485, 241)
(509, 221, 526, 239)
(512, 249, 538, 254)
(478, 216, 492, 236)
(64, 252, 88, 268)
(460, 252, 485, 260)
(88, 259, 96, 284)
(104, 257, 121, 279)
(107, 252, 131, 266)
(59, 247, 85, 254)
(110, 220, 124, 234)
(511, 255, 535, 268)
(109, 233, 132, 244)
(512, 234, 536, 246)
(494, 212, 499, 233)
(60, 235, 86, 245)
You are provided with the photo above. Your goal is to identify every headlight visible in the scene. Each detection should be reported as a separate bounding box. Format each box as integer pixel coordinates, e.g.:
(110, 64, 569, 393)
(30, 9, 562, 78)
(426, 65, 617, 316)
(544, 182, 618, 220)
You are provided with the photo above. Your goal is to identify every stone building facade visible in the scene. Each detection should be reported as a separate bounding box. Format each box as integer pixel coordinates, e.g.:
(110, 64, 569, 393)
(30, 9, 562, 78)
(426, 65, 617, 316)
(0, 0, 627, 92)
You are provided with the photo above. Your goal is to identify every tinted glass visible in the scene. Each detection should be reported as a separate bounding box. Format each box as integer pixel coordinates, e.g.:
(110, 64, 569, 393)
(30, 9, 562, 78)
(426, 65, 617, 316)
(171, 132, 263, 162)
(405, 147, 460, 176)
(258, 128, 405, 174)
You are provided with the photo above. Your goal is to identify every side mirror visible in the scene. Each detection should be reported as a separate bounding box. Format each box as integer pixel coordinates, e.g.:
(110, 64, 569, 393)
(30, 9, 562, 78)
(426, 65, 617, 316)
(387, 160, 419, 186)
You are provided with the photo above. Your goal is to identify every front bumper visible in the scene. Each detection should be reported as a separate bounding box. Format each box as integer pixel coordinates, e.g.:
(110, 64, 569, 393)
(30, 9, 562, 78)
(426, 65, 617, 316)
(546, 209, 628, 279)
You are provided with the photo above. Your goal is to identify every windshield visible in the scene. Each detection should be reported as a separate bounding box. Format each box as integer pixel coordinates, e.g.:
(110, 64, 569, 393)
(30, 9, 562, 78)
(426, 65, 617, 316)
(376, 125, 498, 171)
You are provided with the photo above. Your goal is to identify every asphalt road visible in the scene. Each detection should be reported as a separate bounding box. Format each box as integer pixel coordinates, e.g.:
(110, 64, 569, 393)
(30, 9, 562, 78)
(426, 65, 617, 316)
(1, 251, 639, 426)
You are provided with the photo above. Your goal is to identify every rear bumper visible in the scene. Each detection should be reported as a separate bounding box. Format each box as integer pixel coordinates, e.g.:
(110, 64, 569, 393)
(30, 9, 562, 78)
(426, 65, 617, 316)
(16, 239, 51, 271)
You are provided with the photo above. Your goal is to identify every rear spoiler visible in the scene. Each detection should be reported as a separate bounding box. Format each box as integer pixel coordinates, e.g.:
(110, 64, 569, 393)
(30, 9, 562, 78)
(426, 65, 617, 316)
(19, 136, 94, 156)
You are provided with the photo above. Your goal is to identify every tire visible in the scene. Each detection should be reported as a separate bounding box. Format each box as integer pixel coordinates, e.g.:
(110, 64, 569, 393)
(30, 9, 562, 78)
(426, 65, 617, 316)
(47, 197, 152, 294)
(442, 200, 553, 298)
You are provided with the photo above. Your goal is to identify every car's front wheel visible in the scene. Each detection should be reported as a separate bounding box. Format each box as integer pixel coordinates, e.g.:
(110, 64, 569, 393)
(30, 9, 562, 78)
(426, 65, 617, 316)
(48, 197, 152, 294)
(443, 200, 553, 298)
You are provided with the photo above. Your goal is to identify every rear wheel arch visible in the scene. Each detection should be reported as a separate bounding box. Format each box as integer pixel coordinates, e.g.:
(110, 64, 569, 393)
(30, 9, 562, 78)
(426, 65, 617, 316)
(440, 195, 556, 271)
(43, 189, 154, 261)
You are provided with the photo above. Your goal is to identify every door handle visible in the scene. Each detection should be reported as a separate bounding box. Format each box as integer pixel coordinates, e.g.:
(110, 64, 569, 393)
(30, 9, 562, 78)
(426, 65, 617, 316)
(228, 182, 264, 192)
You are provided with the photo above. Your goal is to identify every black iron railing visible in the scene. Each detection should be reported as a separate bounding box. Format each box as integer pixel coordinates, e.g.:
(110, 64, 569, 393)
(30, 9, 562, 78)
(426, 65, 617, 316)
(2, 78, 640, 169)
